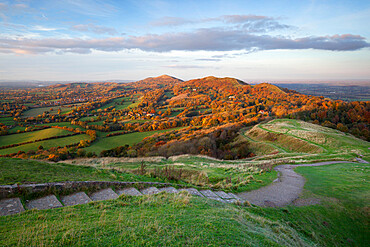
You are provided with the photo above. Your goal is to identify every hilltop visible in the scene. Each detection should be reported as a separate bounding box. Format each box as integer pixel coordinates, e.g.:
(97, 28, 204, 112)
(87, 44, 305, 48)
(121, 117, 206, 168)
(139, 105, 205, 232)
(253, 83, 287, 94)
(182, 76, 247, 91)
(128, 74, 183, 89)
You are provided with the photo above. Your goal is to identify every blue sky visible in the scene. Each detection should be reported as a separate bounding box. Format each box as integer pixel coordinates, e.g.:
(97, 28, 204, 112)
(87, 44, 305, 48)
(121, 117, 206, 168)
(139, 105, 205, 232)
(0, 0, 369, 81)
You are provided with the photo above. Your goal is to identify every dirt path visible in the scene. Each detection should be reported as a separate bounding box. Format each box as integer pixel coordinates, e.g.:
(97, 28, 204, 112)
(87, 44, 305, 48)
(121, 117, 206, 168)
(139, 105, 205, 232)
(237, 161, 353, 207)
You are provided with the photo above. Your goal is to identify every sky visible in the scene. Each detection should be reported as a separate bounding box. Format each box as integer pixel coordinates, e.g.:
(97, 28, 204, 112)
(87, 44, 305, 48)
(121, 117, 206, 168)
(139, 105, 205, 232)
(0, 0, 369, 82)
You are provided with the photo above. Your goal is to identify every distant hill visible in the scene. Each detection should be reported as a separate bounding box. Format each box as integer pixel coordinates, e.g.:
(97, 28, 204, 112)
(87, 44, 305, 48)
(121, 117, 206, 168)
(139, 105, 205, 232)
(128, 75, 183, 89)
(182, 76, 247, 92)
(253, 83, 286, 94)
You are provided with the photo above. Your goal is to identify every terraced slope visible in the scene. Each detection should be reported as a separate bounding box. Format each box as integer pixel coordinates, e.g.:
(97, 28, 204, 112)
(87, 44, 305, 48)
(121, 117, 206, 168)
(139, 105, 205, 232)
(243, 119, 369, 159)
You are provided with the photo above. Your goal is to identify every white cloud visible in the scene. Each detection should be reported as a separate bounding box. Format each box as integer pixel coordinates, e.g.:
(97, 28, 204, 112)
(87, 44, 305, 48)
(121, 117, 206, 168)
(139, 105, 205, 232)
(32, 25, 59, 31)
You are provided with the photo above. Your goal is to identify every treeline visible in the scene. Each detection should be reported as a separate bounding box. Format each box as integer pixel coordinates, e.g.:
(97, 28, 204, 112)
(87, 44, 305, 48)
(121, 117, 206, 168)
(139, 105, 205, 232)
(132, 123, 254, 160)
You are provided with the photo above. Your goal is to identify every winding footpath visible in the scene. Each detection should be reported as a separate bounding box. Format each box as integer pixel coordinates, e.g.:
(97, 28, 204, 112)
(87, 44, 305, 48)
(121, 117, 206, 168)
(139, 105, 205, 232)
(237, 160, 366, 207)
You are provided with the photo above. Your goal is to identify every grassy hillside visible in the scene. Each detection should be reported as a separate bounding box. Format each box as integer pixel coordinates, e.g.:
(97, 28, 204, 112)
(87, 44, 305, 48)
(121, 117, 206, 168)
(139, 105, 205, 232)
(95, 96, 139, 111)
(0, 193, 314, 247)
(0, 158, 163, 185)
(296, 162, 369, 208)
(1, 161, 368, 246)
(243, 119, 369, 160)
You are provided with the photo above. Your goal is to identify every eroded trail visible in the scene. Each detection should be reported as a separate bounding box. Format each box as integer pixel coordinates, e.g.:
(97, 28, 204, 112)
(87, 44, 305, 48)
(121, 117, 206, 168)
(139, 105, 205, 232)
(237, 161, 355, 207)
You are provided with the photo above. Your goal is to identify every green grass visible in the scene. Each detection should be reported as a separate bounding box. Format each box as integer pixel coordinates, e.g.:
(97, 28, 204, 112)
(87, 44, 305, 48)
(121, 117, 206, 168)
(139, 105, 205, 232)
(0, 128, 72, 147)
(40, 122, 87, 131)
(78, 116, 99, 121)
(250, 202, 368, 247)
(84, 127, 186, 154)
(0, 158, 163, 185)
(295, 162, 370, 207)
(0, 117, 15, 125)
(22, 105, 75, 117)
(87, 120, 104, 125)
(7, 126, 26, 134)
(96, 95, 140, 111)
(125, 119, 150, 124)
(0, 193, 314, 246)
(127, 101, 140, 109)
(0, 134, 90, 155)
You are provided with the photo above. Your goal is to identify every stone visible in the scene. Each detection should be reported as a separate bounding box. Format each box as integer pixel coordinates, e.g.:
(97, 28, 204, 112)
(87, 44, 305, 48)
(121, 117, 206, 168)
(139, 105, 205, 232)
(90, 188, 118, 201)
(61, 192, 92, 206)
(199, 190, 219, 198)
(0, 198, 25, 216)
(159, 187, 179, 193)
(26, 195, 63, 210)
(227, 192, 242, 201)
(179, 188, 204, 197)
(200, 190, 225, 203)
(116, 187, 142, 196)
(214, 191, 234, 199)
(140, 187, 160, 195)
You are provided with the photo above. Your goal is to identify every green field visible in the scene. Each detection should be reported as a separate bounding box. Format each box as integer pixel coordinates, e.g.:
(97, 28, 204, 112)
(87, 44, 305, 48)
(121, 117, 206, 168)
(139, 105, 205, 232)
(0, 128, 72, 147)
(84, 127, 186, 154)
(22, 105, 76, 117)
(0, 134, 90, 155)
(7, 126, 26, 134)
(78, 116, 99, 122)
(96, 97, 135, 111)
(41, 122, 87, 131)
(0, 117, 15, 126)
(87, 120, 104, 125)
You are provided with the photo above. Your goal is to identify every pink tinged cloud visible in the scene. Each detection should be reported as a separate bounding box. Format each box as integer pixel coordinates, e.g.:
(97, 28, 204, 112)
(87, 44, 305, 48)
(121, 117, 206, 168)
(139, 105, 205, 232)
(0, 31, 368, 55)
(70, 24, 117, 35)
